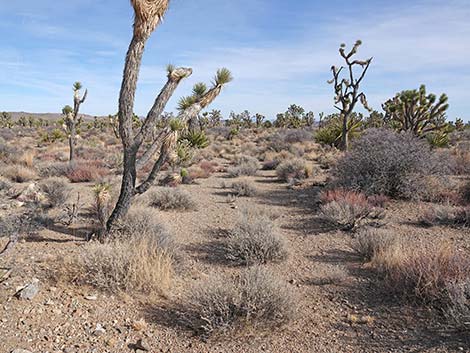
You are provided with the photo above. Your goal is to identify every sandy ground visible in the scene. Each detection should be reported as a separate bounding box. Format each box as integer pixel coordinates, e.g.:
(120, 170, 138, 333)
(1, 163, 469, 353)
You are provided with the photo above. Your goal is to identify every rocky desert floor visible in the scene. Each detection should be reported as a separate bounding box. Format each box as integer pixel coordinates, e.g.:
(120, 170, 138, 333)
(1, 157, 469, 353)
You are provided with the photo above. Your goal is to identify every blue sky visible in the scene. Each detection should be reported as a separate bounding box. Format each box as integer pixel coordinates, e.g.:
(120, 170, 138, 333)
(0, 0, 469, 120)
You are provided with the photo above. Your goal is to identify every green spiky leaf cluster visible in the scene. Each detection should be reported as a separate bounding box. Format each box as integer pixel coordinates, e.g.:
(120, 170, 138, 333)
(180, 130, 210, 149)
(177, 68, 233, 112)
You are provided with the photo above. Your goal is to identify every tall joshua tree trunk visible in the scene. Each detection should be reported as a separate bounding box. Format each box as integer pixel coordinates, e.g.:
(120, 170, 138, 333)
(103, 0, 232, 237)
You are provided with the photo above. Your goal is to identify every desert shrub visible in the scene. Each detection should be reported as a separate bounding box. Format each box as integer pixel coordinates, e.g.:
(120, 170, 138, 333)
(350, 228, 399, 261)
(461, 181, 470, 205)
(227, 155, 260, 177)
(262, 150, 294, 170)
(0, 177, 12, 192)
(72, 233, 173, 294)
(419, 205, 469, 228)
(68, 206, 174, 294)
(186, 267, 297, 337)
(39, 177, 71, 208)
(333, 129, 442, 199)
(66, 160, 108, 183)
(378, 244, 470, 306)
(148, 187, 197, 211)
(315, 124, 341, 146)
(230, 179, 257, 197)
(38, 161, 71, 178)
(281, 129, 312, 144)
(319, 189, 383, 231)
(225, 207, 288, 265)
(2, 165, 37, 183)
(18, 151, 35, 167)
(445, 280, 470, 329)
(0, 137, 18, 163)
(276, 158, 310, 182)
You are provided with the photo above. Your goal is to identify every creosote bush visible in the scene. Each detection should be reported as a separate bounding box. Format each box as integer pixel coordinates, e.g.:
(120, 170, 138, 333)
(39, 177, 71, 208)
(225, 206, 288, 265)
(333, 129, 443, 199)
(186, 267, 297, 337)
(148, 187, 197, 211)
(68, 206, 174, 294)
(276, 158, 310, 182)
(227, 155, 260, 177)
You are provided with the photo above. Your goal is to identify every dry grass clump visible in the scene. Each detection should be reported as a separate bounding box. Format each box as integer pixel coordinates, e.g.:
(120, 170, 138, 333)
(227, 155, 260, 177)
(148, 187, 197, 211)
(39, 177, 71, 208)
(261, 150, 294, 170)
(66, 160, 108, 183)
(379, 244, 470, 304)
(276, 158, 310, 182)
(319, 189, 383, 231)
(186, 267, 297, 337)
(350, 228, 399, 261)
(225, 206, 288, 265)
(68, 207, 174, 294)
(1, 164, 37, 183)
(419, 204, 470, 228)
(230, 178, 257, 197)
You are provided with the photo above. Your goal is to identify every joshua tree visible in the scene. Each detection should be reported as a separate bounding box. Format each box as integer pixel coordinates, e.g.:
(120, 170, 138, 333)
(104, 0, 232, 235)
(382, 85, 449, 137)
(274, 104, 314, 128)
(254, 113, 265, 128)
(328, 40, 372, 150)
(62, 82, 87, 161)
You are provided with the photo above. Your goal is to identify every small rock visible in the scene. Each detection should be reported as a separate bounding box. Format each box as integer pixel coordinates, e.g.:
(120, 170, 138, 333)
(16, 278, 40, 300)
(11, 349, 33, 353)
(134, 338, 149, 351)
(84, 295, 97, 301)
(93, 323, 106, 336)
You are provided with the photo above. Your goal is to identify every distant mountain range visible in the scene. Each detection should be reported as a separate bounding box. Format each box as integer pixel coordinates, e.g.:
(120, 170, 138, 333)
(5, 112, 105, 121)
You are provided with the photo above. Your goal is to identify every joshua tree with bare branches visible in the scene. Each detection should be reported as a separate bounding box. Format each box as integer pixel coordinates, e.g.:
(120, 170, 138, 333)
(328, 40, 372, 150)
(103, 0, 232, 236)
(62, 82, 87, 161)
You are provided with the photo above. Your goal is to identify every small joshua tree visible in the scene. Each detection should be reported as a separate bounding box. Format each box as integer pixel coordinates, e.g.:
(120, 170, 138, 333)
(382, 85, 449, 138)
(104, 0, 232, 235)
(328, 40, 372, 150)
(62, 82, 87, 161)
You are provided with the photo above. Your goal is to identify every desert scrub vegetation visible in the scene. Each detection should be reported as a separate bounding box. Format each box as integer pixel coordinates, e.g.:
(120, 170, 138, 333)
(227, 155, 260, 177)
(276, 158, 310, 182)
(39, 177, 71, 208)
(1, 164, 37, 183)
(319, 189, 384, 231)
(148, 187, 197, 211)
(419, 204, 469, 228)
(350, 228, 399, 261)
(332, 128, 444, 199)
(66, 160, 108, 183)
(186, 267, 297, 337)
(229, 178, 257, 197)
(225, 206, 288, 265)
(67, 207, 174, 294)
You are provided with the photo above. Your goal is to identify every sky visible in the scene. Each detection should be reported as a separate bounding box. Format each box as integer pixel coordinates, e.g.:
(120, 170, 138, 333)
(0, 0, 469, 120)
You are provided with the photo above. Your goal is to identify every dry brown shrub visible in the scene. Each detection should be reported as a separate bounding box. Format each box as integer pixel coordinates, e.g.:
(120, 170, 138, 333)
(66, 160, 108, 183)
(2, 164, 37, 183)
(186, 267, 297, 337)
